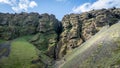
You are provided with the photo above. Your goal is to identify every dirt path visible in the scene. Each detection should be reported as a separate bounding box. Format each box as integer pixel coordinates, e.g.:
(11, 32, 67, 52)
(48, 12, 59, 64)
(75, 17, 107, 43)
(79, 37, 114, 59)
(0, 42, 11, 59)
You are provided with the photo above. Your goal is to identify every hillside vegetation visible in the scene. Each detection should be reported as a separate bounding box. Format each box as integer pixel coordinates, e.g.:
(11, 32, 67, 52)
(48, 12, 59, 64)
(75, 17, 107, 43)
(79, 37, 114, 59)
(0, 8, 120, 68)
(57, 21, 120, 68)
(0, 36, 41, 68)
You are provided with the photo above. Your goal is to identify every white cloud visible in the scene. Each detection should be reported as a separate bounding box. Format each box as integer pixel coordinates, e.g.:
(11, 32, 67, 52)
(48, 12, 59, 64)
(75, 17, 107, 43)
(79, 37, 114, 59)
(0, 0, 10, 4)
(0, 0, 37, 12)
(29, 1, 37, 8)
(72, 0, 120, 13)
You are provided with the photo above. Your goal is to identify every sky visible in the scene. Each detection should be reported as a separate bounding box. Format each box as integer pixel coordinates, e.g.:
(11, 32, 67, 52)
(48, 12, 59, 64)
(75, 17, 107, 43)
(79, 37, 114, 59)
(0, 0, 120, 20)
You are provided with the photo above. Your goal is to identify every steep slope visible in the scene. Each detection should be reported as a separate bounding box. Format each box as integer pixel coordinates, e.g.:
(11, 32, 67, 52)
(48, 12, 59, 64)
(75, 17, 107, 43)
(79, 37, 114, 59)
(57, 21, 120, 68)
(56, 8, 120, 59)
(30, 13, 62, 59)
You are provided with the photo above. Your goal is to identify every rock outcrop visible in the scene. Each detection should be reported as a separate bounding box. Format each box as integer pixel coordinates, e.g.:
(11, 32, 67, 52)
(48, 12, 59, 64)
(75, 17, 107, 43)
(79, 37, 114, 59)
(57, 21, 120, 68)
(0, 12, 40, 40)
(0, 13, 61, 68)
(0, 8, 120, 68)
(56, 8, 120, 59)
(30, 13, 61, 59)
(56, 14, 83, 59)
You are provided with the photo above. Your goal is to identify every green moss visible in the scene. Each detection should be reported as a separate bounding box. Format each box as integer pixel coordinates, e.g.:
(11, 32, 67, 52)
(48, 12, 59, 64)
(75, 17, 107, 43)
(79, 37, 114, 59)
(30, 33, 40, 42)
(39, 52, 53, 63)
(14, 35, 34, 41)
(114, 47, 120, 54)
(98, 43, 103, 49)
(0, 39, 6, 44)
(116, 39, 120, 46)
(114, 39, 120, 54)
(0, 36, 40, 68)
(2, 32, 12, 40)
(31, 33, 57, 53)
(115, 60, 120, 65)
(49, 43, 56, 46)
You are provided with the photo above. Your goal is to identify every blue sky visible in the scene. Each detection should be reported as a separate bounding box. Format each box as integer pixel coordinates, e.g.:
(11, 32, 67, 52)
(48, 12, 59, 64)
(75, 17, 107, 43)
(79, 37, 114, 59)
(0, 0, 120, 20)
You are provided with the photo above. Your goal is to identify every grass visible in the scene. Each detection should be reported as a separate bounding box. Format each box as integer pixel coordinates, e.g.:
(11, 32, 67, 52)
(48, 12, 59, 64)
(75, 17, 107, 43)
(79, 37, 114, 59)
(14, 35, 34, 41)
(0, 35, 40, 68)
(0, 39, 6, 44)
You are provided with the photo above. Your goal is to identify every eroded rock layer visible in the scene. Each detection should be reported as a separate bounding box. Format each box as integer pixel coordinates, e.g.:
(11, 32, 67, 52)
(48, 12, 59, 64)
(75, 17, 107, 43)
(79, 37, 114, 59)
(56, 8, 120, 59)
(0, 12, 40, 40)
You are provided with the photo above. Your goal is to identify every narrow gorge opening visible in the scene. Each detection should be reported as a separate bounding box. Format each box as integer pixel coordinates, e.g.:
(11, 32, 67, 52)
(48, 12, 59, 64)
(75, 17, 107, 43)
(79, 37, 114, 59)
(54, 22, 63, 60)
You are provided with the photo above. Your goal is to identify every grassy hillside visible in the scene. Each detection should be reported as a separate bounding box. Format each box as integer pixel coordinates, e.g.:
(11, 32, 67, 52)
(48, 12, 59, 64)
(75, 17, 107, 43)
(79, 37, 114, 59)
(57, 21, 120, 68)
(0, 36, 41, 68)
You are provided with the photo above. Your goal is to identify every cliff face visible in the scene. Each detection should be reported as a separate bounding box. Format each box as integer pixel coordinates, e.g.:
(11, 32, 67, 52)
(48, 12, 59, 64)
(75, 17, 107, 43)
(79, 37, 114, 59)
(57, 21, 120, 68)
(0, 13, 61, 67)
(0, 12, 40, 40)
(56, 8, 120, 59)
(30, 13, 61, 58)
(56, 14, 83, 59)
(0, 8, 120, 68)
(0, 13, 61, 59)
(0, 13, 60, 41)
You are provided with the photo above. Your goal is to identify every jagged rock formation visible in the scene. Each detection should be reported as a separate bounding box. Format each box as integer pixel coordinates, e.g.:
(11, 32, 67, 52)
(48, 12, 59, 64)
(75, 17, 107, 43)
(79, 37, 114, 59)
(81, 8, 120, 40)
(0, 12, 40, 40)
(0, 12, 61, 59)
(0, 8, 120, 68)
(56, 8, 120, 59)
(30, 13, 61, 59)
(57, 21, 120, 68)
(56, 14, 83, 59)
(0, 13, 61, 68)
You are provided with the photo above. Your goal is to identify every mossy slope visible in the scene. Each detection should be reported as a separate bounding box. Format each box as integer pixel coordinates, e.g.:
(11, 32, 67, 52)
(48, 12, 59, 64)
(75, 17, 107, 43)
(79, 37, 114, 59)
(58, 21, 120, 68)
(0, 36, 41, 68)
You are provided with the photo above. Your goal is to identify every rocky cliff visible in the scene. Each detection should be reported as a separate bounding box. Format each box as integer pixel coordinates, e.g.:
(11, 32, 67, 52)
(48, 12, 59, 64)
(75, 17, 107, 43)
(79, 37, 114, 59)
(57, 21, 120, 68)
(0, 8, 120, 68)
(56, 8, 120, 59)
(0, 12, 61, 67)
(30, 13, 62, 59)
(0, 12, 39, 40)
(0, 13, 60, 40)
